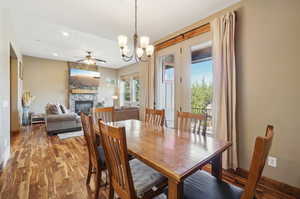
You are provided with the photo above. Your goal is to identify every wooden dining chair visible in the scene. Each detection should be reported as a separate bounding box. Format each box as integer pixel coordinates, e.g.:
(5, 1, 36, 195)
(98, 121, 167, 199)
(91, 107, 115, 123)
(80, 113, 107, 199)
(145, 108, 165, 127)
(180, 125, 274, 199)
(176, 112, 207, 135)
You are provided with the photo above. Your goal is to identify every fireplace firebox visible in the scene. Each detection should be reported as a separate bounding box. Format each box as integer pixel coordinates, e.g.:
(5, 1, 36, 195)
(75, 100, 93, 114)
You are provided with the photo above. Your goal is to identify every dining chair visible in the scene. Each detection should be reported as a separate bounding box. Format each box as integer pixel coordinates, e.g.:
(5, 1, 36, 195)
(176, 112, 207, 135)
(91, 107, 115, 123)
(80, 113, 107, 199)
(180, 125, 274, 199)
(98, 121, 167, 199)
(145, 108, 165, 127)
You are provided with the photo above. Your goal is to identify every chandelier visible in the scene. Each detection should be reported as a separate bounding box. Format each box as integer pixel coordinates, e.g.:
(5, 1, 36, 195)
(118, 0, 154, 62)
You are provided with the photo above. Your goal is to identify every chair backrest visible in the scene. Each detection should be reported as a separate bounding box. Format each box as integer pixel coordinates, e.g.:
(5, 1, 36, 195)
(241, 125, 274, 199)
(99, 121, 136, 199)
(176, 112, 207, 135)
(145, 108, 165, 127)
(80, 113, 100, 168)
(92, 107, 115, 123)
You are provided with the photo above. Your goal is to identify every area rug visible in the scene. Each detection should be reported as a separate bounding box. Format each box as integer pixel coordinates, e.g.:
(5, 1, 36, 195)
(57, 131, 84, 140)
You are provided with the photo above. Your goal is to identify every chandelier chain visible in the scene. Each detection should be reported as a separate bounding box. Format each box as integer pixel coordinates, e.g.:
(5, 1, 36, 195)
(135, 0, 137, 35)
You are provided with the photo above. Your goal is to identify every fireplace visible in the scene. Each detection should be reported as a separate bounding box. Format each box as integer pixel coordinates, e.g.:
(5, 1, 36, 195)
(75, 100, 93, 114)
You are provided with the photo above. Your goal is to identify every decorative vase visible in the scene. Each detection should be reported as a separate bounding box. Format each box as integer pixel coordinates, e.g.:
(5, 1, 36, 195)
(22, 106, 30, 126)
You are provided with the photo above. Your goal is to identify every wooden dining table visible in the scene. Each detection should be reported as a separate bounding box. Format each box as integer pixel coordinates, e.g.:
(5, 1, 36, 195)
(95, 119, 231, 199)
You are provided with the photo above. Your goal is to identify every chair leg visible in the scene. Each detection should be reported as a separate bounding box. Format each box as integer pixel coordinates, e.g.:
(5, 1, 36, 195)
(104, 170, 108, 187)
(94, 169, 102, 199)
(108, 183, 114, 199)
(86, 161, 92, 185)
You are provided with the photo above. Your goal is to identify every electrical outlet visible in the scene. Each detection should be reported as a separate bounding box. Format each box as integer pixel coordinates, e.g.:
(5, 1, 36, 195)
(268, 156, 277, 168)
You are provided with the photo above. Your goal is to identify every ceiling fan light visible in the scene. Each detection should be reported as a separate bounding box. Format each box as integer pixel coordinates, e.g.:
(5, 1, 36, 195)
(84, 59, 93, 65)
(146, 45, 154, 56)
(140, 36, 150, 49)
(136, 48, 144, 58)
(118, 35, 128, 48)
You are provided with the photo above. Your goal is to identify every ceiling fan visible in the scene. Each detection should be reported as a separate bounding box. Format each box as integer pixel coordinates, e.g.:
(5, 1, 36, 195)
(76, 51, 107, 65)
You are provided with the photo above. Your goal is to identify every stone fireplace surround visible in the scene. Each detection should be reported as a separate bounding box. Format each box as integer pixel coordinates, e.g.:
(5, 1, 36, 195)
(69, 93, 97, 114)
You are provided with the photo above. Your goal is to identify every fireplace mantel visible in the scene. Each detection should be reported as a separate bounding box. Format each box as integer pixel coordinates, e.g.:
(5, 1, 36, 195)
(71, 89, 97, 94)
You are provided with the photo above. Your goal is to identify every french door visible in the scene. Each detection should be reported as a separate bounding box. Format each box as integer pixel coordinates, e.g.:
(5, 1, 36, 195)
(155, 43, 181, 128)
(155, 32, 212, 129)
(180, 32, 212, 113)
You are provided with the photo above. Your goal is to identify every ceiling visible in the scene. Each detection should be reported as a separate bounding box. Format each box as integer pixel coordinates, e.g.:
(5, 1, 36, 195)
(3, 0, 239, 68)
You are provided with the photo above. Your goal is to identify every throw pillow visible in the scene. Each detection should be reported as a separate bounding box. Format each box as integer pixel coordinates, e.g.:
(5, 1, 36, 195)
(59, 104, 69, 114)
(56, 104, 63, 114)
(46, 104, 60, 115)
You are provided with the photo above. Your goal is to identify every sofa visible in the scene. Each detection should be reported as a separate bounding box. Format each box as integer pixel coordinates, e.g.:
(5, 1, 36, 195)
(45, 104, 81, 135)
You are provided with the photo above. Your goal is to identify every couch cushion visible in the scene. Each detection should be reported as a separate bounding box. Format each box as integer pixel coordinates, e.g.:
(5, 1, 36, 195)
(183, 171, 243, 199)
(46, 113, 79, 122)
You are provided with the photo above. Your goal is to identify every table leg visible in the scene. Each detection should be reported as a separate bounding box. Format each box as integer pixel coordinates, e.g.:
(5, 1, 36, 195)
(168, 178, 183, 199)
(211, 153, 222, 180)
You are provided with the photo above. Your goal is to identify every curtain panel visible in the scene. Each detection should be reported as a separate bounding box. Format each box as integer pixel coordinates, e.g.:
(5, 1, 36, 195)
(211, 12, 238, 169)
(139, 56, 155, 120)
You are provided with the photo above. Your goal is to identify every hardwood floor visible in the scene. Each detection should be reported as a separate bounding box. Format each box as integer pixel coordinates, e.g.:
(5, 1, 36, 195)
(0, 124, 297, 199)
(0, 124, 99, 199)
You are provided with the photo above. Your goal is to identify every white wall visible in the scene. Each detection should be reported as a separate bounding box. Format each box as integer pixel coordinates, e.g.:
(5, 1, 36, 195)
(23, 56, 118, 113)
(96, 67, 118, 107)
(23, 56, 69, 113)
(117, 63, 139, 78)
(235, 0, 300, 187)
(0, 9, 22, 168)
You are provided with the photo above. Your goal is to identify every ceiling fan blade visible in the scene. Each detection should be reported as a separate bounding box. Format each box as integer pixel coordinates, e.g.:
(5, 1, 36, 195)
(95, 58, 107, 63)
(76, 59, 85, 62)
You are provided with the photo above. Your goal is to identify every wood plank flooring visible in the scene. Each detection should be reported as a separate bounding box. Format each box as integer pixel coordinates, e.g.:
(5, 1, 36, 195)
(0, 125, 97, 199)
(0, 124, 297, 199)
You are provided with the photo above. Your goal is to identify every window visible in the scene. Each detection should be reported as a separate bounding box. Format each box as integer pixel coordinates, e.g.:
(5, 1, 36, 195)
(190, 46, 213, 133)
(133, 77, 140, 102)
(120, 74, 140, 106)
(124, 79, 131, 102)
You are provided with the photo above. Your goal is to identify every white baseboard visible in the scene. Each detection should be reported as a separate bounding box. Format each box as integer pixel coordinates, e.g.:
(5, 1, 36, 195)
(0, 147, 10, 171)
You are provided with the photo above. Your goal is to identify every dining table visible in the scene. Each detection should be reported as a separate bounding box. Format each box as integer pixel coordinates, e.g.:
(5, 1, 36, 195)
(95, 119, 232, 199)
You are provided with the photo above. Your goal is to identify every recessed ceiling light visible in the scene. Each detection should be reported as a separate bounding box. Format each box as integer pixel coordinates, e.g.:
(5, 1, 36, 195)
(61, 31, 69, 37)
(53, 53, 58, 56)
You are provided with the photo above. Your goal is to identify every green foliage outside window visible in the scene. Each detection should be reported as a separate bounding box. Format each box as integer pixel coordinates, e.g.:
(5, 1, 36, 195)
(134, 79, 140, 102)
(191, 79, 213, 114)
(124, 80, 131, 101)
